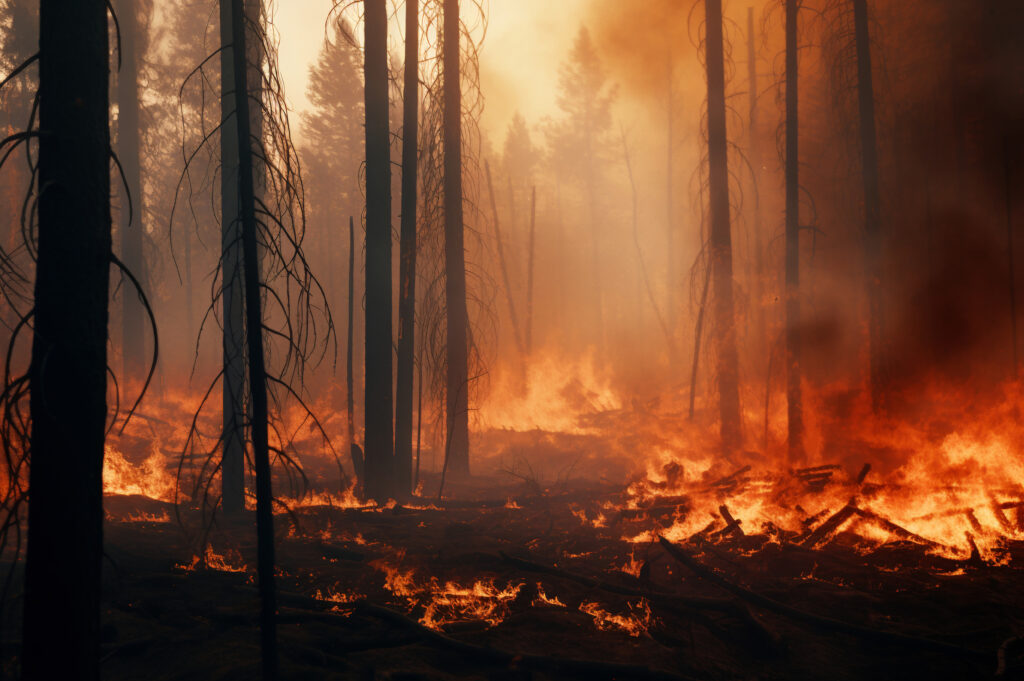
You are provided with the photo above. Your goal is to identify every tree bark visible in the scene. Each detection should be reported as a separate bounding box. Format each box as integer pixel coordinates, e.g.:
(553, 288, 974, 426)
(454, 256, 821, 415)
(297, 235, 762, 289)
(363, 0, 395, 500)
(23, 0, 110, 678)
(853, 0, 884, 411)
(115, 0, 146, 381)
(227, 0, 277, 676)
(347, 216, 360, 480)
(785, 0, 804, 460)
(443, 0, 470, 479)
(395, 0, 419, 498)
(704, 0, 742, 454)
(747, 6, 767, 366)
(220, 0, 246, 516)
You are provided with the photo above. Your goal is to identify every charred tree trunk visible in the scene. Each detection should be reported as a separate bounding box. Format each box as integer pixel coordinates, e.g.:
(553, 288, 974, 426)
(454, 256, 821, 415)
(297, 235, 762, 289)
(443, 0, 470, 479)
(395, 0, 419, 498)
(347, 216, 361, 481)
(853, 0, 884, 410)
(747, 6, 767, 365)
(364, 0, 395, 501)
(785, 0, 804, 460)
(219, 0, 246, 516)
(526, 185, 536, 357)
(23, 0, 110, 678)
(485, 162, 525, 357)
(667, 54, 677, 361)
(704, 0, 743, 454)
(227, 0, 277, 675)
(1006, 150, 1019, 375)
(115, 0, 146, 380)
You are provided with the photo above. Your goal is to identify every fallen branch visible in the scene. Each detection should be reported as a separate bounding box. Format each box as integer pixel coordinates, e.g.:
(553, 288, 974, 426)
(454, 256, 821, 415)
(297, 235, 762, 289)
(658, 536, 989, 659)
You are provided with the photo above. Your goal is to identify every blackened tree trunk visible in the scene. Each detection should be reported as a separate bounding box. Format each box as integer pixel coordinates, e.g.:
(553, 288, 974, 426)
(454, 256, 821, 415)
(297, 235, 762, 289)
(704, 0, 742, 454)
(364, 0, 395, 500)
(115, 0, 146, 380)
(443, 0, 470, 478)
(347, 216, 360, 480)
(853, 0, 884, 410)
(785, 0, 804, 460)
(747, 6, 766, 361)
(23, 1, 110, 678)
(227, 0, 277, 675)
(220, 0, 246, 515)
(526, 186, 536, 357)
(395, 0, 419, 498)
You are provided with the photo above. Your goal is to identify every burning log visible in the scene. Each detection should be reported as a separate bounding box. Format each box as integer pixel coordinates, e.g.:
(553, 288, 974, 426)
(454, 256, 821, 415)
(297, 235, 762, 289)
(800, 500, 858, 548)
(716, 505, 744, 537)
(707, 465, 751, 491)
(657, 536, 989, 659)
(850, 508, 948, 550)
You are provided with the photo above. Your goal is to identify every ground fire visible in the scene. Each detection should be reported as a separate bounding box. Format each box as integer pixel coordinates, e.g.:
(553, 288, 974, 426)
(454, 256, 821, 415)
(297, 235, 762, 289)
(1, 0, 1023, 679)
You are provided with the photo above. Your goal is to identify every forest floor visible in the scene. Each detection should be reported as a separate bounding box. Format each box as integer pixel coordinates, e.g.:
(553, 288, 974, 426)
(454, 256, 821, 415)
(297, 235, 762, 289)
(12, 474, 1012, 681)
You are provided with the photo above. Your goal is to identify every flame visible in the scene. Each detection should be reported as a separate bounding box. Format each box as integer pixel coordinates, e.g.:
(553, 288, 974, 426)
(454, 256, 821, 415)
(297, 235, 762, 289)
(176, 546, 248, 573)
(103, 445, 175, 502)
(374, 561, 524, 629)
(579, 598, 654, 637)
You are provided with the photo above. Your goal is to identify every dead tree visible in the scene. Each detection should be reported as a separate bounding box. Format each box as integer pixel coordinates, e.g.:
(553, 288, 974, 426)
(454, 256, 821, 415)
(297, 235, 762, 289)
(347, 215, 360, 480)
(443, 0, 470, 478)
(853, 0, 884, 410)
(395, 0, 419, 497)
(785, 0, 804, 459)
(219, 0, 252, 515)
(22, 0, 110, 678)
(364, 0, 395, 500)
(704, 0, 743, 454)
(225, 0, 277, 675)
(526, 186, 536, 357)
(115, 0, 147, 380)
(747, 6, 767, 361)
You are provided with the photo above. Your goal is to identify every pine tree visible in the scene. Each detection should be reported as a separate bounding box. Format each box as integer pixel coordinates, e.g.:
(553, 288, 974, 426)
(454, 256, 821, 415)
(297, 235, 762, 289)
(364, 0, 396, 500)
(22, 0, 110, 677)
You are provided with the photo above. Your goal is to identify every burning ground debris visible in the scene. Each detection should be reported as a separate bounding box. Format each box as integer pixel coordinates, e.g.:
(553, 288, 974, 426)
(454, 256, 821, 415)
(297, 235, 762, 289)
(86, 461, 1024, 681)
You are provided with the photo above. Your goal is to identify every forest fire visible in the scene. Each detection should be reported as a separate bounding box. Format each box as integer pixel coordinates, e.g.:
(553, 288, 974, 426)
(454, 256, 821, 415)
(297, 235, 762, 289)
(4, 0, 1024, 679)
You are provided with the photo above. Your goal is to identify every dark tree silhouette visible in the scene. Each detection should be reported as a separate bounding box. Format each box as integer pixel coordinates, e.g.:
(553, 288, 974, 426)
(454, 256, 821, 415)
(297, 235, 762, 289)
(704, 0, 743, 454)
(443, 0, 471, 478)
(396, 0, 420, 497)
(853, 0, 884, 410)
(22, 1, 110, 678)
(785, 0, 804, 460)
(364, 0, 395, 500)
(114, 0, 149, 380)
(224, 0, 278, 674)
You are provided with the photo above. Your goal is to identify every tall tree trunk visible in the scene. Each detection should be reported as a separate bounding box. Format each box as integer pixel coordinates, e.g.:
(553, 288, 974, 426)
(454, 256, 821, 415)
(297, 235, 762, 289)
(853, 0, 884, 410)
(115, 0, 146, 380)
(785, 0, 804, 460)
(227, 0, 277, 676)
(220, 0, 246, 515)
(1006, 149, 1019, 375)
(704, 0, 743, 454)
(526, 186, 536, 357)
(485, 162, 525, 357)
(364, 0, 395, 501)
(395, 0, 419, 498)
(23, 0, 109, 678)
(667, 53, 677, 361)
(347, 216, 360, 480)
(443, 0, 470, 478)
(747, 6, 766, 365)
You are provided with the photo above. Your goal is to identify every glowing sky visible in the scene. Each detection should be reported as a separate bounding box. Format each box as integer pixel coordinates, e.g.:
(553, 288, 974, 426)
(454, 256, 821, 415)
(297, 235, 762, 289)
(273, 0, 589, 141)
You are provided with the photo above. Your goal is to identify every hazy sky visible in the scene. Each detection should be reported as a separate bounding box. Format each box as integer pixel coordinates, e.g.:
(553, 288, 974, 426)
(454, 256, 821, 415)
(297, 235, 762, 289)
(273, 0, 589, 141)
